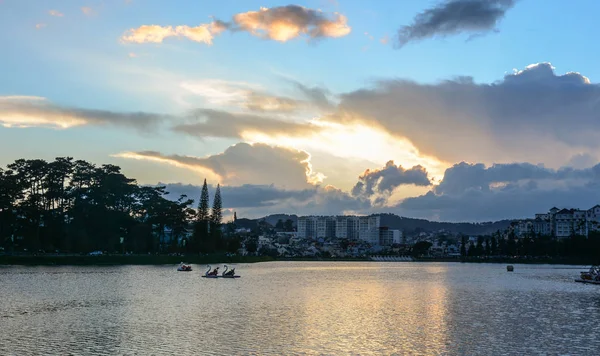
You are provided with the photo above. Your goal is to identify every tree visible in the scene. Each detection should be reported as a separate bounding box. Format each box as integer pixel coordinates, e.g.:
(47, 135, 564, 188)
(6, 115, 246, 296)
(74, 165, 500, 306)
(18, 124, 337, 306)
(460, 235, 467, 257)
(245, 236, 258, 254)
(0, 157, 201, 254)
(412, 241, 432, 257)
(284, 219, 294, 232)
(193, 179, 211, 253)
(275, 219, 284, 230)
(485, 238, 491, 256)
(198, 179, 210, 221)
(467, 241, 476, 257)
(210, 184, 223, 251)
(490, 236, 498, 256)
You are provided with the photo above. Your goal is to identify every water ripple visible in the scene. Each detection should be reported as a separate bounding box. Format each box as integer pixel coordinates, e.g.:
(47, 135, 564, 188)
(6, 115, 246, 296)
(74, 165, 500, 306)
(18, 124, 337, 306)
(1, 262, 599, 355)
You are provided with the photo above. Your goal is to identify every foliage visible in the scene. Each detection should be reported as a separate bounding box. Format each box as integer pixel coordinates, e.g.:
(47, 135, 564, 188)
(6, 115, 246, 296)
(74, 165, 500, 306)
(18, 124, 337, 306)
(245, 236, 259, 254)
(0, 157, 213, 254)
(412, 241, 432, 257)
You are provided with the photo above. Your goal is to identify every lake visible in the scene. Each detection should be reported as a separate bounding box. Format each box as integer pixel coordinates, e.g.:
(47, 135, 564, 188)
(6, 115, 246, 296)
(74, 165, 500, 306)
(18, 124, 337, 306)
(1, 262, 599, 355)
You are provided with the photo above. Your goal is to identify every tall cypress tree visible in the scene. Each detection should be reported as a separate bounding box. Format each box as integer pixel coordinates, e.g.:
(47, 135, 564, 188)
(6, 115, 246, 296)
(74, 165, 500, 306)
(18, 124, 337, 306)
(210, 184, 223, 250)
(193, 179, 210, 252)
(198, 179, 210, 222)
(211, 184, 222, 226)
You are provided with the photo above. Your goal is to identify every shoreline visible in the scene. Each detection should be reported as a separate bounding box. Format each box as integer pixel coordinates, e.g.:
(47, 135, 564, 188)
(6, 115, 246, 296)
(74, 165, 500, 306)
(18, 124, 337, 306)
(0, 254, 595, 266)
(0, 254, 275, 266)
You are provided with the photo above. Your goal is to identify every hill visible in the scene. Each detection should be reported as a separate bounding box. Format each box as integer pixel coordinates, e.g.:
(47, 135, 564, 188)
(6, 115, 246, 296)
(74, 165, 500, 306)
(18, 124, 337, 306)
(235, 213, 513, 236)
(377, 213, 513, 236)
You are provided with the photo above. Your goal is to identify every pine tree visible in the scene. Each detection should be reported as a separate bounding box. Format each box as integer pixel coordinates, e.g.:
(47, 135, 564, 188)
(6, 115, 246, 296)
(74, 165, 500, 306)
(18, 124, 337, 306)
(192, 179, 210, 253)
(198, 179, 210, 222)
(211, 184, 222, 226)
(209, 184, 223, 251)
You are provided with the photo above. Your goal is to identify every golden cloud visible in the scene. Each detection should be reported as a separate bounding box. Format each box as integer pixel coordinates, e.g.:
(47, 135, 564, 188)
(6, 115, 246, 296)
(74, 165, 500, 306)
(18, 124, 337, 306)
(120, 5, 350, 45)
(121, 22, 225, 44)
(233, 6, 351, 42)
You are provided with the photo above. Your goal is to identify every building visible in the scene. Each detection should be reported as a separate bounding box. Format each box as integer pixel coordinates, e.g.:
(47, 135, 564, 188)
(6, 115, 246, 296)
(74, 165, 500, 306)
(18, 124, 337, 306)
(533, 213, 553, 236)
(358, 216, 381, 243)
(378, 227, 402, 246)
(554, 208, 586, 238)
(529, 206, 599, 238)
(586, 205, 600, 234)
(297, 215, 382, 243)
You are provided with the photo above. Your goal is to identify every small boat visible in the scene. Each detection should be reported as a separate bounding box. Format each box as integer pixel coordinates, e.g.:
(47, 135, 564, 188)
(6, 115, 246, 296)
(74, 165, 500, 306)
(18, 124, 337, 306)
(202, 265, 220, 278)
(507, 265, 514, 272)
(575, 265, 600, 285)
(177, 263, 192, 272)
(221, 265, 240, 278)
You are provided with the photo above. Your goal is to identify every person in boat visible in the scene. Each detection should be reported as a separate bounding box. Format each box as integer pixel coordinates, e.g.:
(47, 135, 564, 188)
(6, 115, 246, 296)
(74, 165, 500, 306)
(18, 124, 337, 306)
(225, 268, 235, 276)
(209, 267, 219, 275)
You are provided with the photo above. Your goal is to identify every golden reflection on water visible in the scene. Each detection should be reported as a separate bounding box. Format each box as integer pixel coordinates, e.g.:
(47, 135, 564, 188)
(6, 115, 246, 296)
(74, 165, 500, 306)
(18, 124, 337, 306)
(292, 263, 450, 354)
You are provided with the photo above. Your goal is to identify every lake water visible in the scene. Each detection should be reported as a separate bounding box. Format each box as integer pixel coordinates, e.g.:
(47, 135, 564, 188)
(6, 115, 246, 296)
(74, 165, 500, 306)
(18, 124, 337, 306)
(1, 262, 599, 355)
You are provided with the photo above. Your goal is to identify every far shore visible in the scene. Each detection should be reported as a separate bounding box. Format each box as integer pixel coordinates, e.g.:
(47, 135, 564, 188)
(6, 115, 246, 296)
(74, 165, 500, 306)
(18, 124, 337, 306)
(0, 254, 596, 266)
(0, 254, 275, 266)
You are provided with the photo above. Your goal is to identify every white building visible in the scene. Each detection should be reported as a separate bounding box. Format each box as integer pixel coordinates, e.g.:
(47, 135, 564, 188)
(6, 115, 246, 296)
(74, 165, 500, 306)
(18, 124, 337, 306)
(532, 206, 597, 238)
(586, 205, 600, 234)
(297, 215, 382, 243)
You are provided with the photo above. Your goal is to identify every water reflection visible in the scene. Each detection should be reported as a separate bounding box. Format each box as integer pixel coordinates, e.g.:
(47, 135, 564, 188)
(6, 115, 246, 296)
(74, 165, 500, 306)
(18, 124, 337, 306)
(1, 262, 599, 355)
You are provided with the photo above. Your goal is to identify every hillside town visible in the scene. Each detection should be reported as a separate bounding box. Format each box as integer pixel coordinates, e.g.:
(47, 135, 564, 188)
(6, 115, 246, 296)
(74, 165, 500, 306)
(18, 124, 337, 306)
(213, 205, 600, 260)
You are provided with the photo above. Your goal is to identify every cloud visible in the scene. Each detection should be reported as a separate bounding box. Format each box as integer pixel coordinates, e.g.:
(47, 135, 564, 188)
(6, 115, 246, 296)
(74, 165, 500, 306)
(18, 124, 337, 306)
(180, 78, 328, 113)
(115, 142, 325, 189)
(331, 63, 600, 167)
(352, 161, 432, 198)
(121, 6, 349, 45)
(172, 108, 316, 139)
(49, 10, 64, 17)
(396, 161, 600, 221)
(396, 0, 515, 47)
(159, 182, 370, 217)
(245, 92, 301, 113)
(81, 7, 93, 15)
(0, 96, 165, 130)
(158, 182, 315, 209)
(232, 5, 351, 42)
(120, 21, 226, 44)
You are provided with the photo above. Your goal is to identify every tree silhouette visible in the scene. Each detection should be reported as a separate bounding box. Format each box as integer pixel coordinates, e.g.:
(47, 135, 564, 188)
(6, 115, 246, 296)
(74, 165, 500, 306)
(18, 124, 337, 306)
(211, 184, 222, 227)
(193, 179, 211, 252)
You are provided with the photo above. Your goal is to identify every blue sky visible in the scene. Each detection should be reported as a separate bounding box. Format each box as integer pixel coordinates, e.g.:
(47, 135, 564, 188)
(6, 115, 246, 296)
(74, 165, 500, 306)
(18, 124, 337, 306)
(2, 0, 600, 221)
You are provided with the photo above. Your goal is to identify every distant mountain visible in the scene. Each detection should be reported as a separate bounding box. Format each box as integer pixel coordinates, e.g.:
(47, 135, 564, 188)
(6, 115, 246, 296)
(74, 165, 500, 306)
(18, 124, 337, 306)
(233, 213, 512, 236)
(260, 214, 298, 226)
(377, 213, 513, 236)
(234, 218, 258, 230)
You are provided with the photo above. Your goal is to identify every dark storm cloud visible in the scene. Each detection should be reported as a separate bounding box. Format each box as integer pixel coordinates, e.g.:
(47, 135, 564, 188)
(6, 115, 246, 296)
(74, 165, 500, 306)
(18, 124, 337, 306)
(396, 0, 516, 47)
(352, 160, 431, 197)
(395, 161, 600, 222)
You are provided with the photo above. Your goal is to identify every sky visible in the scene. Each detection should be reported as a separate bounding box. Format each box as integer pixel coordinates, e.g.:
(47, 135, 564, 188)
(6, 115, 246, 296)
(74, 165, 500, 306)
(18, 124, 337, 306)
(2, 0, 600, 222)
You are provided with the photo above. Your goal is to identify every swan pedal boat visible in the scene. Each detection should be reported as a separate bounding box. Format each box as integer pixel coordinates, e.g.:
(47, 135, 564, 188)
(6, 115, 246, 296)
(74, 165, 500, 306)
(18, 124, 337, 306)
(177, 263, 192, 272)
(575, 265, 600, 285)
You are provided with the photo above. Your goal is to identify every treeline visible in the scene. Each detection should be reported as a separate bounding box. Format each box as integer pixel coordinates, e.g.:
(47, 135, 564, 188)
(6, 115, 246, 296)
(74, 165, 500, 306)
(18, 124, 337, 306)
(0, 157, 234, 254)
(461, 232, 600, 260)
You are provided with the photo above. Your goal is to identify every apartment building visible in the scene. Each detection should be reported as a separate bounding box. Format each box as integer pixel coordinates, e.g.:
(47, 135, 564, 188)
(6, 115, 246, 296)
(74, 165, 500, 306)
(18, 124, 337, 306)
(298, 215, 394, 245)
(528, 205, 599, 238)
